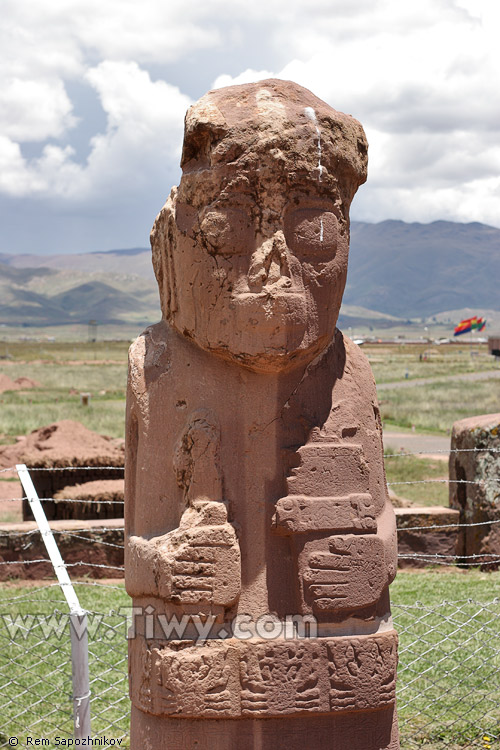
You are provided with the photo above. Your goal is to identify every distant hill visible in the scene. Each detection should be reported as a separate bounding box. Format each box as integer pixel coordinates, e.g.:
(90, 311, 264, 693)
(0, 260, 159, 326)
(0, 247, 155, 280)
(346, 220, 500, 318)
(0, 219, 499, 326)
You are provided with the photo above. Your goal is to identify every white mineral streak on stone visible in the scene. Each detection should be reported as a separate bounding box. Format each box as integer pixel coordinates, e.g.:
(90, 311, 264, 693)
(304, 107, 323, 181)
(320, 216, 324, 242)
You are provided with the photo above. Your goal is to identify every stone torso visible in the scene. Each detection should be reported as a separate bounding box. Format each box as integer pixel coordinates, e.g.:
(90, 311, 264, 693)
(125, 321, 397, 722)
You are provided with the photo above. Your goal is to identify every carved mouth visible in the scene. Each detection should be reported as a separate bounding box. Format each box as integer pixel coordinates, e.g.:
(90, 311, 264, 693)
(232, 289, 304, 301)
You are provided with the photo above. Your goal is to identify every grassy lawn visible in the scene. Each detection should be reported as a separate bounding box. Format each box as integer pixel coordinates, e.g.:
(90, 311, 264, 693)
(0, 359, 128, 441)
(0, 340, 131, 363)
(365, 343, 499, 384)
(384, 451, 449, 506)
(0, 572, 499, 747)
(0, 581, 130, 744)
(1, 341, 499, 443)
(379, 377, 500, 434)
(392, 571, 500, 749)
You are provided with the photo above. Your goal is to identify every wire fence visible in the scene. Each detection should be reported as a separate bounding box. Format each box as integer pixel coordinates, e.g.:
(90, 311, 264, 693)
(1, 588, 499, 748)
(0, 453, 499, 748)
(0, 584, 129, 745)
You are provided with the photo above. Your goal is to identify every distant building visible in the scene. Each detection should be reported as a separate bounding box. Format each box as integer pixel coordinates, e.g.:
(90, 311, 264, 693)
(488, 336, 500, 357)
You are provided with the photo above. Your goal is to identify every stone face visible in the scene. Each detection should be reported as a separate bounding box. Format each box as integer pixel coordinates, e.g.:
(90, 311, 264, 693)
(449, 413, 500, 566)
(125, 79, 399, 749)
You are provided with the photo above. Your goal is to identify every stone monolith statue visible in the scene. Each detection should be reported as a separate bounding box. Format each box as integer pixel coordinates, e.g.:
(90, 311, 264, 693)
(125, 79, 399, 750)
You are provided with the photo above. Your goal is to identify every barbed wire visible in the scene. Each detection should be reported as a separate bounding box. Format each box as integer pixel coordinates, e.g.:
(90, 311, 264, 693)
(397, 555, 500, 567)
(388, 478, 495, 486)
(0, 477, 496, 503)
(0, 448, 497, 476)
(0, 496, 124, 504)
(398, 551, 500, 560)
(384, 448, 500, 458)
(0, 559, 124, 571)
(3, 518, 499, 535)
(51, 532, 124, 549)
(0, 465, 124, 473)
(28, 466, 124, 472)
(0, 526, 124, 538)
(396, 517, 500, 532)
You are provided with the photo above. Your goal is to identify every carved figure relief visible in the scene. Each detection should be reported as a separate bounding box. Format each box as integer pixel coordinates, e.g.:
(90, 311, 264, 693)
(129, 632, 397, 718)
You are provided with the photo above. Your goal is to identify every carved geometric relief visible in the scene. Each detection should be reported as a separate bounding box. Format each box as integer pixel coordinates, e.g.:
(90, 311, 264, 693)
(286, 444, 370, 498)
(274, 493, 377, 535)
(297, 535, 387, 613)
(129, 631, 398, 718)
(130, 640, 240, 717)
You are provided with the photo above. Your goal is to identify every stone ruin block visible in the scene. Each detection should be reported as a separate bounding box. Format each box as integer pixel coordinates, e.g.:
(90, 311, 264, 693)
(395, 506, 460, 567)
(13, 421, 124, 521)
(0, 518, 124, 580)
(450, 412, 500, 567)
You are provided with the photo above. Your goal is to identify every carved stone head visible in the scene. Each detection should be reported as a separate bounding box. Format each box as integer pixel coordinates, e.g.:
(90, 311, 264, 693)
(152, 79, 367, 372)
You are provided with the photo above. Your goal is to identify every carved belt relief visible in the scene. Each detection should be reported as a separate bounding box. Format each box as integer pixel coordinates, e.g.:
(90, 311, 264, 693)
(129, 632, 398, 717)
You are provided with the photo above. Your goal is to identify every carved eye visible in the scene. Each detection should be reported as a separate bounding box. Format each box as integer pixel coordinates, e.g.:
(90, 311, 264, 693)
(198, 209, 253, 256)
(285, 209, 338, 259)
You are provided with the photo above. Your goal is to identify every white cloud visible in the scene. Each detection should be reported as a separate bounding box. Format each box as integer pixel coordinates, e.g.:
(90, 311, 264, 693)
(1, 0, 500, 252)
(0, 78, 77, 141)
(0, 61, 192, 201)
(211, 0, 500, 227)
(81, 61, 192, 199)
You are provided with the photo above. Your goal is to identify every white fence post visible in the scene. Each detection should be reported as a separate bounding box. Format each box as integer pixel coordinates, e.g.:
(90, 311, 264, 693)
(16, 463, 92, 739)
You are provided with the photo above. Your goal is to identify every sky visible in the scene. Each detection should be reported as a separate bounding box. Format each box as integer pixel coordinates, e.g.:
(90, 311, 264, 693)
(1, 0, 499, 255)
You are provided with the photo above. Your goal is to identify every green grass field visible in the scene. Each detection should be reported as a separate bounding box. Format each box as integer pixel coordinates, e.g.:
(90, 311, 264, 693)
(0, 571, 498, 748)
(379, 377, 500, 434)
(365, 343, 500, 384)
(0, 343, 129, 442)
(1, 341, 499, 444)
(384, 451, 449, 506)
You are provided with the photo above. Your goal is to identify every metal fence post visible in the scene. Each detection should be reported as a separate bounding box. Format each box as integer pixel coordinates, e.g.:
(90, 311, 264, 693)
(70, 612, 91, 738)
(16, 463, 92, 738)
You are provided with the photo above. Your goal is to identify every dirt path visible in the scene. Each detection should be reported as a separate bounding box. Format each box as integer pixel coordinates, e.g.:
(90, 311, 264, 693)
(377, 369, 500, 390)
(383, 430, 450, 460)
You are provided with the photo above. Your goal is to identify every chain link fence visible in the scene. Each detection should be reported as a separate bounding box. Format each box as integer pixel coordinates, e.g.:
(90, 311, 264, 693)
(0, 459, 499, 748)
(1, 591, 499, 748)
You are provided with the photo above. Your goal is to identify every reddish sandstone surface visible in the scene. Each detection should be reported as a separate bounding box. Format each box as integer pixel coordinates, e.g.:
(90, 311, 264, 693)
(450, 412, 500, 567)
(126, 80, 399, 749)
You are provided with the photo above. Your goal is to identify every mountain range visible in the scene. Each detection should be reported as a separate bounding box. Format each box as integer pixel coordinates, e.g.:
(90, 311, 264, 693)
(0, 220, 499, 327)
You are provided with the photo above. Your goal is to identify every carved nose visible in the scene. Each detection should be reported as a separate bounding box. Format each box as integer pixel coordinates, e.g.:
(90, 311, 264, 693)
(247, 231, 292, 293)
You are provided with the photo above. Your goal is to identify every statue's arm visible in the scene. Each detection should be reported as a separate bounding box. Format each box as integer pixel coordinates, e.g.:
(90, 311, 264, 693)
(124, 331, 240, 607)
